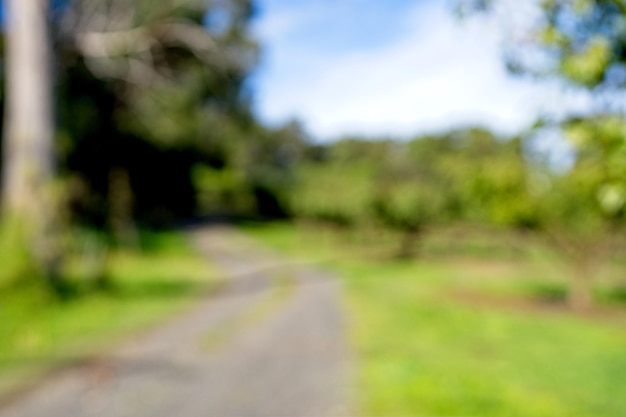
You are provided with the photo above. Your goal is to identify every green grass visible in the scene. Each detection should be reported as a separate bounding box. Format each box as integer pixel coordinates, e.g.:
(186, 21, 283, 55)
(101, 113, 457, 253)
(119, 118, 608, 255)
(0, 230, 217, 397)
(238, 221, 626, 417)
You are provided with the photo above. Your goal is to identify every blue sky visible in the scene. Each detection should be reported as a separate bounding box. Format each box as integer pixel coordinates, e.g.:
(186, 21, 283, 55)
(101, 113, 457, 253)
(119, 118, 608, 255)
(250, 0, 589, 142)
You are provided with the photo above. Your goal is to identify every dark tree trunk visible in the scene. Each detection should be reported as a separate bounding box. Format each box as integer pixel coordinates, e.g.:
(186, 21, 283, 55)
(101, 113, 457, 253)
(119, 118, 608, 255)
(568, 258, 593, 312)
(396, 228, 422, 260)
(108, 167, 139, 248)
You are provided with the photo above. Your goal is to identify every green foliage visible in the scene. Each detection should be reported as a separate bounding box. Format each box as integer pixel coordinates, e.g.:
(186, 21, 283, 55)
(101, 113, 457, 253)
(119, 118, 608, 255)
(291, 162, 374, 226)
(535, 116, 626, 233)
(0, 218, 36, 288)
(462, 0, 626, 90)
(52, 0, 263, 227)
(288, 122, 625, 307)
(560, 35, 613, 86)
(192, 164, 256, 214)
(371, 181, 445, 232)
(370, 139, 454, 235)
(190, 120, 307, 218)
(290, 129, 541, 257)
(528, 116, 626, 309)
(288, 137, 383, 225)
(456, 1, 626, 307)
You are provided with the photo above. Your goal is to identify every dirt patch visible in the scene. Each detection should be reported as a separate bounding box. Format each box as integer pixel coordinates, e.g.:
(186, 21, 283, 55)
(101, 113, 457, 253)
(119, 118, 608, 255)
(446, 287, 626, 324)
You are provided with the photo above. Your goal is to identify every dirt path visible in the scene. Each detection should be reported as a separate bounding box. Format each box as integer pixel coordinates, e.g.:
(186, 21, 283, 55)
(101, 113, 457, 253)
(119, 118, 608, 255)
(0, 225, 351, 417)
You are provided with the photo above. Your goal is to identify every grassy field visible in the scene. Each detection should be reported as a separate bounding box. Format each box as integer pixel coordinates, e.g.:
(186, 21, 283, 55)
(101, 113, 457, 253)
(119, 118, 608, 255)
(0, 230, 217, 398)
(239, 221, 626, 417)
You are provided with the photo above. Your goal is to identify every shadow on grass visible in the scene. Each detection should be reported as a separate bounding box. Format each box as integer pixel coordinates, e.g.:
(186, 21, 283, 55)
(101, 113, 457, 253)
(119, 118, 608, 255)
(113, 279, 212, 300)
(525, 282, 567, 304)
(597, 285, 626, 305)
(527, 282, 626, 307)
(2, 278, 212, 309)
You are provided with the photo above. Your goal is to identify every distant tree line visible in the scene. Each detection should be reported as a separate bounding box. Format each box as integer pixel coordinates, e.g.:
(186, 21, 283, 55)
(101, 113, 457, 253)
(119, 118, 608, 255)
(288, 126, 626, 311)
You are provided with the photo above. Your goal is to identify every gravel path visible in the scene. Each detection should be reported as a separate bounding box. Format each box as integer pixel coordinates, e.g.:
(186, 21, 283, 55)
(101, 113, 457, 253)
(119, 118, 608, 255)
(0, 225, 351, 417)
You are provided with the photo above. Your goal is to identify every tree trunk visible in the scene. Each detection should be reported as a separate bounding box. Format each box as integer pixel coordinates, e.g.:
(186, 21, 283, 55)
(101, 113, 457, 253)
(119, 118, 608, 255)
(396, 228, 422, 260)
(2, 0, 60, 285)
(568, 260, 593, 312)
(108, 167, 139, 248)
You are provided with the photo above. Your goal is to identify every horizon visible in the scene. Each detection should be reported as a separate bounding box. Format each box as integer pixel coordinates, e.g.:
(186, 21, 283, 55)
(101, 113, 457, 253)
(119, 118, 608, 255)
(249, 0, 591, 143)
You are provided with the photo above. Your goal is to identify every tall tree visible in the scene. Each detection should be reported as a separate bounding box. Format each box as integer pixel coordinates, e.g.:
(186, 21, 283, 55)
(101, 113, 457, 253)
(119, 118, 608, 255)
(458, 0, 626, 310)
(56, 0, 259, 232)
(2, 0, 61, 283)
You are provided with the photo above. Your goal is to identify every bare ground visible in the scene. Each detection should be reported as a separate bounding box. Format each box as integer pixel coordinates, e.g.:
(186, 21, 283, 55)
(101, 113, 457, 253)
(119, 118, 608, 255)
(0, 225, 351, 417)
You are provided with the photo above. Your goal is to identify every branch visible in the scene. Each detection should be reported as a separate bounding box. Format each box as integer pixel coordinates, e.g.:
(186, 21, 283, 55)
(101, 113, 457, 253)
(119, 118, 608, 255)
(83, 55, 168, 87)
(76, 28, 155, 58)
(75, 20, 220, 64)
(156, 21, 218, 62)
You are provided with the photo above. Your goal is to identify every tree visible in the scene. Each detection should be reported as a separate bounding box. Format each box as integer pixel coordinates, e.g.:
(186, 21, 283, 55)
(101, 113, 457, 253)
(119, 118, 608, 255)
(537, 116, 626, 310)
(520, 0, 625, 90)
(1, 0, 263, 291)
(458, 0, 626, 108)
(371, 137, 460, 259)
(289, 138, 389, 228)
(2, 0, 61, 285)
(54, 0, 260, 232)
(446, 130, 537, 229)
(458, 0, 626, 310)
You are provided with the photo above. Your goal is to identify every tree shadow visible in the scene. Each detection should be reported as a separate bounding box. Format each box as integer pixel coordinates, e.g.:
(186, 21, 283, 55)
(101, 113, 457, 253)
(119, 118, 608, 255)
(525, 282, 567, 304)
(112, 279, 212, 300)
(597, 285, 626, 306)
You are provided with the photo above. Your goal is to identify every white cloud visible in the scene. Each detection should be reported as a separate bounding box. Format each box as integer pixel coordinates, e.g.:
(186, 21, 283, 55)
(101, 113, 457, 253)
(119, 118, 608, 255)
(252, 0, 555, 140)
